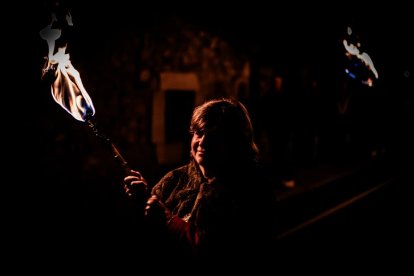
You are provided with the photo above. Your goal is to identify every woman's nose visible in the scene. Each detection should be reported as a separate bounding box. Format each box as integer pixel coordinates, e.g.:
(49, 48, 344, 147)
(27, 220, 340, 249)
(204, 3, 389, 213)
(198, 134, 206, 146)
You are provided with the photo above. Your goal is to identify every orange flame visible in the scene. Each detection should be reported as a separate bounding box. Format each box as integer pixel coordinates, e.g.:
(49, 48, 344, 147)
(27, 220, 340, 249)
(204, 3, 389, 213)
(40, 12, 95, 121)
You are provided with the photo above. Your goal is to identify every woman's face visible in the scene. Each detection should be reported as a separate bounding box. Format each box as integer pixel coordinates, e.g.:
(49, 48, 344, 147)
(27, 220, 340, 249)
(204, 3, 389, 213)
(191, 128, 231, 175)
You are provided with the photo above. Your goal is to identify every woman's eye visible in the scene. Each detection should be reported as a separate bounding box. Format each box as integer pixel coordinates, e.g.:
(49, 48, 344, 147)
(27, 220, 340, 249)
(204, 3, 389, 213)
(195, 130, 204, 137)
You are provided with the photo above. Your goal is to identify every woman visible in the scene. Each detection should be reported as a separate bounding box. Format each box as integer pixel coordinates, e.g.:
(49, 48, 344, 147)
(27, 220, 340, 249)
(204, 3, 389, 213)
(124, 98, 274, 269)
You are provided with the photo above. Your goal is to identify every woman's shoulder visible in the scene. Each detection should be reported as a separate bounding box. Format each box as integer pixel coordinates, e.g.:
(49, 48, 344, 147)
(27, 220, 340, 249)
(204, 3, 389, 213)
(151, 162, 200, 198)
(162, 163, 195, 180)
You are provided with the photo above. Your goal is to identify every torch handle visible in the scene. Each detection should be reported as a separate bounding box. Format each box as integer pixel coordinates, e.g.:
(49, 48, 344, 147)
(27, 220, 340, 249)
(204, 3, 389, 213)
(110, 143, 131, 174)
(86, 118, 131, 175)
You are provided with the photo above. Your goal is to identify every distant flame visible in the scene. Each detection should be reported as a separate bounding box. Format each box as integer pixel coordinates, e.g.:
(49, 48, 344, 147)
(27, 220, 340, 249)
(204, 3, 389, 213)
(40, 12, 95, 121)
(343, 26, 379, 87)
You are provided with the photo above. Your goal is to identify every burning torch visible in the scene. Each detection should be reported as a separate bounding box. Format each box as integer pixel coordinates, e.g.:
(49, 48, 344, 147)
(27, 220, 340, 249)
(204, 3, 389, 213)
(39, 7, 131, 174)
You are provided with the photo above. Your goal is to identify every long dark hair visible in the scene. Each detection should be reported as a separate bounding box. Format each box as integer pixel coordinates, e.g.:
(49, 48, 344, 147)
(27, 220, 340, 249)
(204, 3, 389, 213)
(190, 98, 259, 164)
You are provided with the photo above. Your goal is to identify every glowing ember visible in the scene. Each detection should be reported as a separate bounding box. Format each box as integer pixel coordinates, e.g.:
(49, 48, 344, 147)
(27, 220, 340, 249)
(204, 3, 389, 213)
(40, 11, 95, 121)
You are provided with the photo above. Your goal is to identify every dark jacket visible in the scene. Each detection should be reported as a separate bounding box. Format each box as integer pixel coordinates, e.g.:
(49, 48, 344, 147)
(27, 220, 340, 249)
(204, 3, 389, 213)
(151, 159, 275, 269)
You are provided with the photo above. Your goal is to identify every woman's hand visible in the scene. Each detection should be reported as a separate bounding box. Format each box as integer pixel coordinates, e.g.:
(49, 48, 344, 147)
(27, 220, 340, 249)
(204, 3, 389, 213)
(123, 170, 148, 202)
(145, 195, 172, 225)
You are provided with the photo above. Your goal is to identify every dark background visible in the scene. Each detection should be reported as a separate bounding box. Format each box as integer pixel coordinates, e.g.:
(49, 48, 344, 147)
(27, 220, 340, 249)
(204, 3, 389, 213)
(6, 0, 412, 269)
